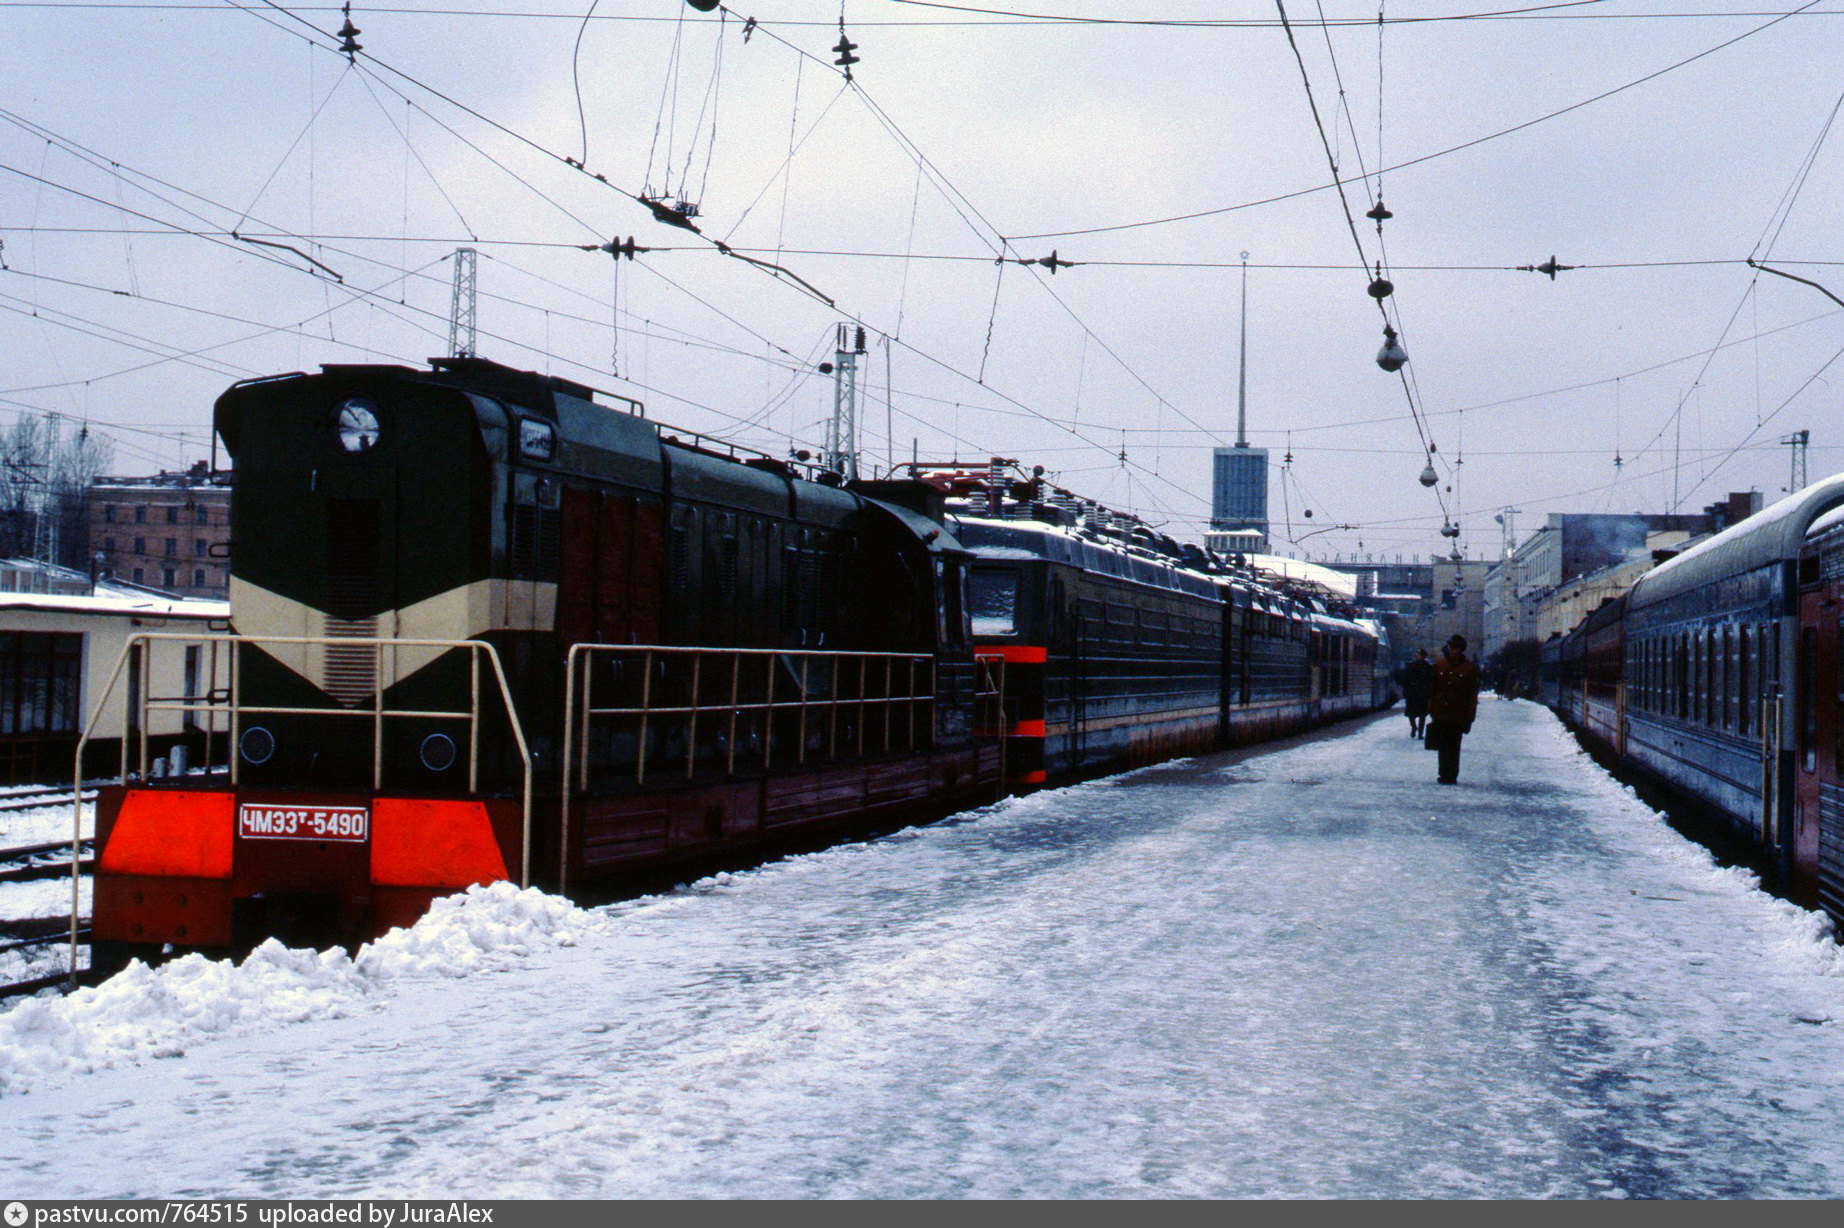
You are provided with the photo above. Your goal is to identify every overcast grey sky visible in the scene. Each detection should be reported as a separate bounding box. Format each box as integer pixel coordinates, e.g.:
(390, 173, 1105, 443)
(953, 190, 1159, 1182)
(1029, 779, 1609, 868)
(3, 1, 1841, 561)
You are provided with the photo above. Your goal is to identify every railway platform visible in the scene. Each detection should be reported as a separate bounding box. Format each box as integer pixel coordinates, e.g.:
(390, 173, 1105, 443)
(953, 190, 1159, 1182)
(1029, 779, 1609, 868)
(4, 700, 1844, 1196)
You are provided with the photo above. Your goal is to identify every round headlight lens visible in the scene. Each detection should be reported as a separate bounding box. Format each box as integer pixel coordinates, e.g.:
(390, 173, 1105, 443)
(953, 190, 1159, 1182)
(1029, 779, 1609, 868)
(240, 726, 276, 765)
(335, 399, 381, 453)
(420, 732, 457, 772)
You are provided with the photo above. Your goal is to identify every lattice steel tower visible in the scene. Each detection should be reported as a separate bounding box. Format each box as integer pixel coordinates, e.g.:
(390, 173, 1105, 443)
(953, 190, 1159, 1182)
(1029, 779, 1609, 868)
(448, 247, 478, 358)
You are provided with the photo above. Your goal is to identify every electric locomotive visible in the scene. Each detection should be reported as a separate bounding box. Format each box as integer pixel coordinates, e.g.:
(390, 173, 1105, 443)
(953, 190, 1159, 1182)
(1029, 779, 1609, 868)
(90, 358, 1003, 960)
(949, 479, 1382, 788)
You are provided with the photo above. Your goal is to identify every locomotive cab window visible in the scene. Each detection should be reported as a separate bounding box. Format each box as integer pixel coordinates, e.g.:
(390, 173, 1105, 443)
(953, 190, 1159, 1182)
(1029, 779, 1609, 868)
(969, 567, 1020, 637)
(518, 417, 556, 462)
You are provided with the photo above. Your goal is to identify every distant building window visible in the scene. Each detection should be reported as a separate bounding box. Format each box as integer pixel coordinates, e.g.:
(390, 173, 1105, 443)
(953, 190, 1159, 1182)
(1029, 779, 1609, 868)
(0, 632, 83, 734)
(193, 569, 205, 588)
(165, 539, 177, 556)
(135, 506, 146, 524)
(165, 506, 178, 524)
(194, 539, 207, 556)
(133, 537, 145, 555)
(133, 568, 144, 584)
(163, 568, 175, 588)
(104, 506, 115, 524)
(195, 507, 209, 524)
(103, 537, 114, 554)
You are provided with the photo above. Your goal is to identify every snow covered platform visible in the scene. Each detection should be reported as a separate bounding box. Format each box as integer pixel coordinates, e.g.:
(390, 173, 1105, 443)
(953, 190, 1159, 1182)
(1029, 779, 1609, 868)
(5, 700, 1844, 1197)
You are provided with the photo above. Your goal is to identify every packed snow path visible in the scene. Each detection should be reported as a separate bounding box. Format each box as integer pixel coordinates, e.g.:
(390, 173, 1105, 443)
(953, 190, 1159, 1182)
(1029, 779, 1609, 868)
(6, 700, 1844, 1198)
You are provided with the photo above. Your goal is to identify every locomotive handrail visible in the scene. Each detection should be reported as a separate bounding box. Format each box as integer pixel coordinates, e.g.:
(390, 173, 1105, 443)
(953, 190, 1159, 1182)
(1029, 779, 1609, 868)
(559, 643, 964, 895)
(72, 633, 535, 982)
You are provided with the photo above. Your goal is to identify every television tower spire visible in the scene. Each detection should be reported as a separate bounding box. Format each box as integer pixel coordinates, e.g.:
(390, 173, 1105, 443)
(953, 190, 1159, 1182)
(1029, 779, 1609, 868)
(1236, 251, 1250, 448)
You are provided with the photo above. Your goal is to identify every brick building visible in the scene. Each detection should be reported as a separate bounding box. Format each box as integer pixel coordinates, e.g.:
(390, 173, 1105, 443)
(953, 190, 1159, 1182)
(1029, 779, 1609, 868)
(88, 463, 231, 598)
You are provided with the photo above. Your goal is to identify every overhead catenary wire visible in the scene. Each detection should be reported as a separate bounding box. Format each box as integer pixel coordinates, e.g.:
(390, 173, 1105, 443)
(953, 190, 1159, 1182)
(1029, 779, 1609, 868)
(1011, 0, 1830, 241)
(1273, 0, 1444, 521)
(11, 0, 1833, 547)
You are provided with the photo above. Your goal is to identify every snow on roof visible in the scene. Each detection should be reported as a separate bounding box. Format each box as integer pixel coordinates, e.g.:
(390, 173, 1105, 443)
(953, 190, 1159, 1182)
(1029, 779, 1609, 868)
(1630, 472, 1844, 612)
(1241, 554, 1360, 598)
(0, 590, 228, 620)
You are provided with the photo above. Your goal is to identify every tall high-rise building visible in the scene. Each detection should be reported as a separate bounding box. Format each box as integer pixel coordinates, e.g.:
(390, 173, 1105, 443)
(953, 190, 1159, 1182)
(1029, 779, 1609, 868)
(1204, 253, 1270, 556)
(1208, 446, 1269, 555)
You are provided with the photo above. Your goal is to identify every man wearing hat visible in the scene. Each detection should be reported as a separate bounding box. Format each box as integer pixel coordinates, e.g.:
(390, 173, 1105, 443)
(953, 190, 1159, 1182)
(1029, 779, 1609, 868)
(1426, 634, 1482, 784)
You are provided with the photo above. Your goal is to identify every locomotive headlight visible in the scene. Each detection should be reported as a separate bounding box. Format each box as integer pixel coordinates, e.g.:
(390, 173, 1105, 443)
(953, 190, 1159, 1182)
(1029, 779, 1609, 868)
(240, 725, 276, 765)
(334, 399, 381, 453)
(420, 732, 457, 772)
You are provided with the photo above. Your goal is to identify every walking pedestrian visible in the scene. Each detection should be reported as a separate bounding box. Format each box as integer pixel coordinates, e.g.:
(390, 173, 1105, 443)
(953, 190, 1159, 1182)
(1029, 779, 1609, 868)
(1400, 649, 1435, 738)
(1426, 635, 1481, 785)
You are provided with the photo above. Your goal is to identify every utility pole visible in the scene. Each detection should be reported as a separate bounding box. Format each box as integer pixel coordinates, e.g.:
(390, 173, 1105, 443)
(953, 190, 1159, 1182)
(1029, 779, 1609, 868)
(1781, 429, 1810, 492)
(1495, 507, 1519, 561)
(825, 323, 867, 480)
(448, 247, 478, 358)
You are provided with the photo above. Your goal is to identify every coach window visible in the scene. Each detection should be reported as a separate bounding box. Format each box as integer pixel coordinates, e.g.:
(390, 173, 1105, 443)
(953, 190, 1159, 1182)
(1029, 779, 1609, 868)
(1739, 626, 1751, 736)
(1644, 639, 1654, 712)
(1691, 631, 1702, 722)
(1707, 629, 1718, 726)
(1714, 626, 1727, 731)
(1660, 637, 1669, 714)
(1677, 634, 1689, 720)
(1652, 634, 1666, 711)
(1700, 629, 1711, 726)
(1800, 626, 1818, 771)
(1725, 625, 1737, 732)
(1835, 617, 1844, 768)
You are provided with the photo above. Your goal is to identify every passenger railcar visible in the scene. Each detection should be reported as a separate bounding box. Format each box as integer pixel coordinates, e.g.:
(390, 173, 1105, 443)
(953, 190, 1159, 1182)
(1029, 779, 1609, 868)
(1542, 473, 1844, 923)
(958, 514, 1227, 784)
(957, 502, 1383, 788)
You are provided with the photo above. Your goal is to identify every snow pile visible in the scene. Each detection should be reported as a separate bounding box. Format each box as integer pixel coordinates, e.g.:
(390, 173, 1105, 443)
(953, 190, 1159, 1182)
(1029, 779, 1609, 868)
(357, 880, 602, 979)
(0, 881, 601, 1095)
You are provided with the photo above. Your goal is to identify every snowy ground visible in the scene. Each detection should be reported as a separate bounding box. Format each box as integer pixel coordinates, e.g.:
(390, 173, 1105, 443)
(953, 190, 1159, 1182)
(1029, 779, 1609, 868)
(3, 701, 1844, 1198)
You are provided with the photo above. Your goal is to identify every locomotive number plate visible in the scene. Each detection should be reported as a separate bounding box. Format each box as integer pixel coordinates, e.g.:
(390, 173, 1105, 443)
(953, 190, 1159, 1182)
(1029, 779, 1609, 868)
(238, 803, 370, 842)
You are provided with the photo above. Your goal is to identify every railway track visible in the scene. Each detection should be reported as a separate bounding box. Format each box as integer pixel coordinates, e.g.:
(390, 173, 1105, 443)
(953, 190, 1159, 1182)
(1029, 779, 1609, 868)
(0, 837, 93, 884)
(0, 915, 94, 999)
(1, 802, 100, 998)
(0, 786, 94, 814)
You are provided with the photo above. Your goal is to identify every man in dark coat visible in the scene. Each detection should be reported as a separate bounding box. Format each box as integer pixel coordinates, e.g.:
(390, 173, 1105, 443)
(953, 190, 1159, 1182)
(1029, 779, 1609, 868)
(1426, 635, 1482, 785)
(1400, 649, 1435, 738)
